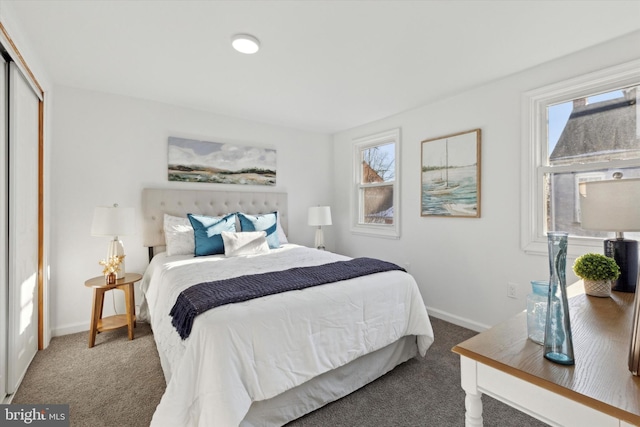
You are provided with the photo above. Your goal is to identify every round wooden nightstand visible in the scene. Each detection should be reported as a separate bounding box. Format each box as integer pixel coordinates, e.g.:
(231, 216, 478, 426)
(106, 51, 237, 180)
(84, 272, 143, 348)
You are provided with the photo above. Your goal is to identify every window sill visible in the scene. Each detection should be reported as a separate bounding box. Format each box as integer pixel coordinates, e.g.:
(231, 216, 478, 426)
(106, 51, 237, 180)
(523, 236, 607, 258)
(350, 225, 400, 239)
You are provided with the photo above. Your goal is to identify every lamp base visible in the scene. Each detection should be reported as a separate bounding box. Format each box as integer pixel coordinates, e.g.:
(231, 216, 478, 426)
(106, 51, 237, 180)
(107, 239, 126, 279)
(604, 238, 638, 293)
(314, 227, 325, 251)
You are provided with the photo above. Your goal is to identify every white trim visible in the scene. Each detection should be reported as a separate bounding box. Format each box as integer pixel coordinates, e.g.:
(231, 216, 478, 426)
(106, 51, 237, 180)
(426, 306, 490, 333)
(51, 321, 90, 338)
(521, 59, 640, 256)
(351, 128, 401, 239)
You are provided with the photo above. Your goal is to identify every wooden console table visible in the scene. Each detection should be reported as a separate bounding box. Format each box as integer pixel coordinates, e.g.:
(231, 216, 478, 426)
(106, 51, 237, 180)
(452, 281, 640, 427)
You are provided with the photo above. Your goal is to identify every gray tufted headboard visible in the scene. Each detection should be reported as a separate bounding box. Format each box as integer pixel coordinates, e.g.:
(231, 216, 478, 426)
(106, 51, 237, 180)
(141, 188, 288, 251)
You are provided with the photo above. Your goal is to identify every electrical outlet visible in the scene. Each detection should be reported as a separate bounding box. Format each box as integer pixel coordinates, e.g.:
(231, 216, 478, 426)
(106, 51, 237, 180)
(507, 282, 518, 299)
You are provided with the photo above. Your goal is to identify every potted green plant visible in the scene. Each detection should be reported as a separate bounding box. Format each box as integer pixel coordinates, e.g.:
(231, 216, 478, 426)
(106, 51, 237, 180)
(572, 253, 620, 297)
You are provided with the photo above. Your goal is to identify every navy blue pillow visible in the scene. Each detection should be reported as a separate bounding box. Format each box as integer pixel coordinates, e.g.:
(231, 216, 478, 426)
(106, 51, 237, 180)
(187, 213, 237, 256)
(238, 212, 280, 249)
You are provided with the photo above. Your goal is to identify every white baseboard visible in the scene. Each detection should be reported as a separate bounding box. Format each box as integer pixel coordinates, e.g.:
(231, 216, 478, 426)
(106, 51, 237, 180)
(51, 306, 141, 338)
(53, 309, 488, 337)
(51, 322, 88, 337)
(426, 306, 490, 333)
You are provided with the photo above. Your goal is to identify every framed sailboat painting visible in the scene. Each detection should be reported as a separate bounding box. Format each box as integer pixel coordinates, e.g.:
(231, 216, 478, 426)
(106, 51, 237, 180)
(421, 128, 481, 218)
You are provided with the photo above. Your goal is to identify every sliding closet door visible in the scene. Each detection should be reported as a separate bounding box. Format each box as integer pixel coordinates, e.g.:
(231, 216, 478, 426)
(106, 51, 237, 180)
(7, 62, 39, 394)
(0, 56, 6, 400)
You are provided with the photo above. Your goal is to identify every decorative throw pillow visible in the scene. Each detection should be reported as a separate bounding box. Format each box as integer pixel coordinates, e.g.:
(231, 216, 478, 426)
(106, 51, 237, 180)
(163, 214, 194, 256)
(238, 212, 280, 249)
(187, 213, 237, 256)
(221, 231, 270, 257)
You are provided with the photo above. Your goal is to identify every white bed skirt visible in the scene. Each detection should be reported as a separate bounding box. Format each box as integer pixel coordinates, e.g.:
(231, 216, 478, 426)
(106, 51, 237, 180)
(241, 335, 419, 426)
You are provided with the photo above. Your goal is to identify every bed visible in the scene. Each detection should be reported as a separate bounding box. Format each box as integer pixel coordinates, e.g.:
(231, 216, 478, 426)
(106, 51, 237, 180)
(138, 188, 435, 426)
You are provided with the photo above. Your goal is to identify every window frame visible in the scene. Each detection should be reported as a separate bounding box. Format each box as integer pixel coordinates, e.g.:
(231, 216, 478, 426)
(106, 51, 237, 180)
(521, 59, 640, 256)
(351, 128, 401, 239)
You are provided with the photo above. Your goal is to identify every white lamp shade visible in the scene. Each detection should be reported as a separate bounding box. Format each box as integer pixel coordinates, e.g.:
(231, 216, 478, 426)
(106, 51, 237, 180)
(308, 206, 332, 226)
(579, 178, 640, 232)
(91, 205, 135, 237)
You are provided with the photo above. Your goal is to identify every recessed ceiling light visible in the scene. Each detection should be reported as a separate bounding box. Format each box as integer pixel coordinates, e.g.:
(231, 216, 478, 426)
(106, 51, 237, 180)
(231, 34, 260, 54)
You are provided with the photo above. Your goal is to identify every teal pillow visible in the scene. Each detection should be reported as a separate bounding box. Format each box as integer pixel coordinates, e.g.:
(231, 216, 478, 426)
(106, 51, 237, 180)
(187, 213, 237, 256)
(238, 212, 280, 249)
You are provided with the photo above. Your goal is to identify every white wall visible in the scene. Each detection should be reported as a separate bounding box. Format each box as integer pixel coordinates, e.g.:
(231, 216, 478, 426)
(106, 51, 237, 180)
(22, 19, 640, 337)
(49, 85, 333, 336)
(332, 30, 640, 331)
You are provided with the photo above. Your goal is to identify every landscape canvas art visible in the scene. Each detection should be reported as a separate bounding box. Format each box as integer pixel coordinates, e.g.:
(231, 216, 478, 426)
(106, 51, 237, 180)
(168, 137, 276, 186)
(421, 129, 481, 217)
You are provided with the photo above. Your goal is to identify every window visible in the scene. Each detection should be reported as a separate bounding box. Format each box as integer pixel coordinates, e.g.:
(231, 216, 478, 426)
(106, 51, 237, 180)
(352, 128, 400, 238)
(522, 59, 640, 256)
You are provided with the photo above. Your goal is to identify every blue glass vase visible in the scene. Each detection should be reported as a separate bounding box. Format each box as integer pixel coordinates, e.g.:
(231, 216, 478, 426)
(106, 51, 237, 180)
(543, 232, 575, 365)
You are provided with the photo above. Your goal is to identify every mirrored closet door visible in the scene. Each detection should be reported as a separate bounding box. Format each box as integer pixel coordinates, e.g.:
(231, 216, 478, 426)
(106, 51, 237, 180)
(0, 53, 6, 402)
(1, 53, 41, 400)
(6, 61, 40, 396)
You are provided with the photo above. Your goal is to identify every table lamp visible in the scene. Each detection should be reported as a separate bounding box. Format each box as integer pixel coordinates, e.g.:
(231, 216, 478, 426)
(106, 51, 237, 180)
(91, 203, 135, 279)
(579, 174, 640, 293)
(308, 206, 332, 250)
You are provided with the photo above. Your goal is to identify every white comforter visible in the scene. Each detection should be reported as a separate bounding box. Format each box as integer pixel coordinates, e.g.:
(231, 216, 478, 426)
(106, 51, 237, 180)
(139, 244, 434, 426)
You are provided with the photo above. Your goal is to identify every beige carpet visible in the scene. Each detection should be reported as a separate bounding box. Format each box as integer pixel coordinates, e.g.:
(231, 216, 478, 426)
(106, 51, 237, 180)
(11, 323, 164, 427)
(11, 318, 547, 426)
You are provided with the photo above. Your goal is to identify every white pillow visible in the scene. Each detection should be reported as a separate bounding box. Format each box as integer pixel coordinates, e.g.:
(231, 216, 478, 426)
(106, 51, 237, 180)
(163, 214, 194, 256)
(221, 231, 270, 257)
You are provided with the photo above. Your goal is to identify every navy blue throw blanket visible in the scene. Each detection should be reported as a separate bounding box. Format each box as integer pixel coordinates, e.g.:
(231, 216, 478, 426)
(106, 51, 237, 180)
(170, 257, 405, 339)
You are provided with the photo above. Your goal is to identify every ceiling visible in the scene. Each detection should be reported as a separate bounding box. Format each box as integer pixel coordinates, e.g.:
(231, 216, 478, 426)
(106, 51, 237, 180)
(7, 1, 640, 134)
